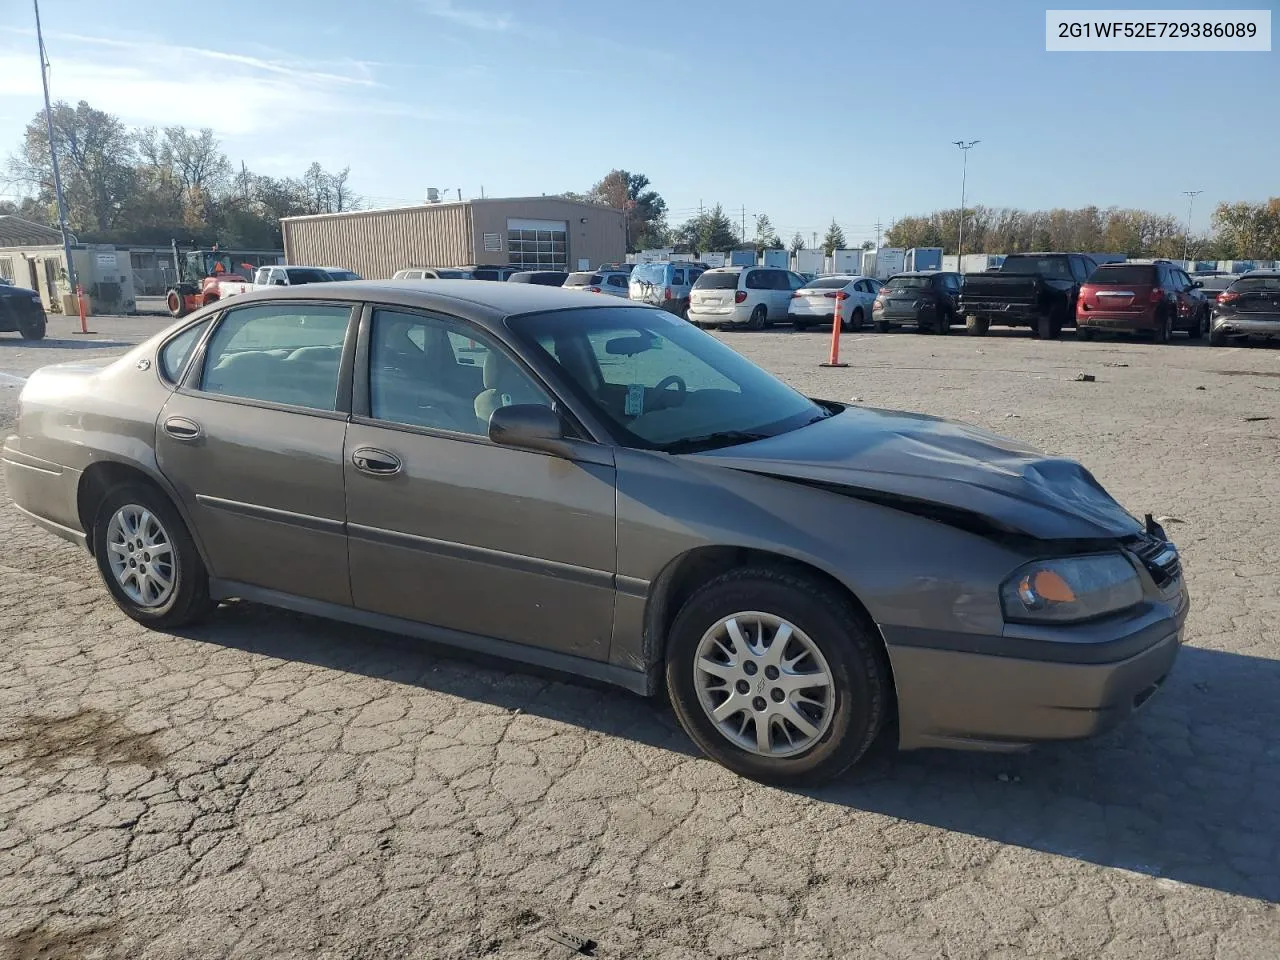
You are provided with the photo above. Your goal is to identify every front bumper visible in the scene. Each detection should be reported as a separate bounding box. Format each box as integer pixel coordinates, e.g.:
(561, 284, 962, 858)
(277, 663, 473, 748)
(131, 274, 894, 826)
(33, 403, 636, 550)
(885, 585, 1187, 752)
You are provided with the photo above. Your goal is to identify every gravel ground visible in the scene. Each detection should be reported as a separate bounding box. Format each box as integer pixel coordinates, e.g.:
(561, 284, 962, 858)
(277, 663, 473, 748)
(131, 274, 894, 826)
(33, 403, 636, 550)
(0, 315, 1277, 959)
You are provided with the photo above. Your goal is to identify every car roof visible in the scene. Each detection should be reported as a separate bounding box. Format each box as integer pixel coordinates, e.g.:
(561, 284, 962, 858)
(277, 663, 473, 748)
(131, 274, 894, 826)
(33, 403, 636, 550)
(237, 279, 656, 328)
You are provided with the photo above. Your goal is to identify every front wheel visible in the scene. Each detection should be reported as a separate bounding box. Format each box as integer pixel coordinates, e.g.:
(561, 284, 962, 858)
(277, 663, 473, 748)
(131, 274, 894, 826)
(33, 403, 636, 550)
(846, 308, 864, 332)
(965, 314, 989, 336)
(1187, 309, 1206, 340)
(1153, 309, 1172, 344)
(92, 483, 214, 629)
(1036, 309, 1064, 340)
(933, 311, 951, 335)
(665, 567, 891, 785)
(1209, 326, 1228, 347)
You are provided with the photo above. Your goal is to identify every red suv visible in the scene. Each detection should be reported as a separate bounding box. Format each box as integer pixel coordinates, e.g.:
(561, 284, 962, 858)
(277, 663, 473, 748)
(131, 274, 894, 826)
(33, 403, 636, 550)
(1076, 261, 1209, 342)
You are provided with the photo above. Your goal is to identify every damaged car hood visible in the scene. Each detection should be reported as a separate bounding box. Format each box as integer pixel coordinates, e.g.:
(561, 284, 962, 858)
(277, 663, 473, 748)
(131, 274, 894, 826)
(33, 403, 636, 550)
(689, 406, 1144, 541)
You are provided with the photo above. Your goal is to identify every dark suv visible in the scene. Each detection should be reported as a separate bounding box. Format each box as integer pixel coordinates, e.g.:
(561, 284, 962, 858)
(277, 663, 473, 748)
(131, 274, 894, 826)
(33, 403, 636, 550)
(0, 280, 48, 340)
(1076, 261, 1208, 342)
(1210, 272, 1280, 347)
(871, 271, 962, 334)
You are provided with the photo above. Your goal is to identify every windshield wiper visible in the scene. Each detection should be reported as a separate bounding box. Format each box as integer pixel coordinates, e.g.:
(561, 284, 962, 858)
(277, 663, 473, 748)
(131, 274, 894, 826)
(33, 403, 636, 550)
(665, 431, 772, 453)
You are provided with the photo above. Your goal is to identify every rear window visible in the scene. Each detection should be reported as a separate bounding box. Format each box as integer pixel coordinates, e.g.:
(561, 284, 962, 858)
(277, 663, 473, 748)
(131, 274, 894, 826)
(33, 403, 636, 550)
(567, 272, 600, 285)
(804, 277, 853, 289)
(693, 272, 741, 290)
(1230, 276, 1280, 292)
(1000, 257, 1071, 279)
(884, 276, 932, 290)
(1087, 264, 1155, 285)
(436, 269, 470, 279)
(631, 263, 667, 285)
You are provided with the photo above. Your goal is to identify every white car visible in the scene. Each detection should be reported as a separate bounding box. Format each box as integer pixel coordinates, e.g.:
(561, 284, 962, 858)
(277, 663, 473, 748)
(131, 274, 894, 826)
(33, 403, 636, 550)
(253, 265, 338, 289)
(563, 270, 630, 297)
(687, 267, 807, 330)
(391, 267, 475, 280)
(788, 275, 883, 331)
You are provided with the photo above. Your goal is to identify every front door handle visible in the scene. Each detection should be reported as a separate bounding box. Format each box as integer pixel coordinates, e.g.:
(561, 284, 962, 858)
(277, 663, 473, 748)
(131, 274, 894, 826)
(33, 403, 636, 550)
(162, 416, 203, 441)
(351, 447, 402, 476)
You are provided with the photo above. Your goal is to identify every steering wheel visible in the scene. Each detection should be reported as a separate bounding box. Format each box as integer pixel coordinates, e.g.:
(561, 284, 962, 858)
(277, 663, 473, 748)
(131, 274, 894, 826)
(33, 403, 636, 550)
(654, 374, 687, 407)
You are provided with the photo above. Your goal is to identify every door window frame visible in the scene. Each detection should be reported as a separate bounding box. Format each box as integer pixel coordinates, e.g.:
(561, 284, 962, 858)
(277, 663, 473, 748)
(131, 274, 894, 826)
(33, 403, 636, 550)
(350, 302, 599, 448)
(178, 299, 360, 421)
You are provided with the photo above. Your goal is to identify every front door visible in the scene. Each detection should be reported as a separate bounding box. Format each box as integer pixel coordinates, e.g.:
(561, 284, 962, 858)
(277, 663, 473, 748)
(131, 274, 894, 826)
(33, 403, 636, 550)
(155, 299, 357, 604)
(343, 305, 618, 660)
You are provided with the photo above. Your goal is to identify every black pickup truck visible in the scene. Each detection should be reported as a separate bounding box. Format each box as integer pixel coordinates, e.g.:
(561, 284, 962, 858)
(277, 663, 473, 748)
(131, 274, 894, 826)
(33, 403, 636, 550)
(958, 252, 1098, 339)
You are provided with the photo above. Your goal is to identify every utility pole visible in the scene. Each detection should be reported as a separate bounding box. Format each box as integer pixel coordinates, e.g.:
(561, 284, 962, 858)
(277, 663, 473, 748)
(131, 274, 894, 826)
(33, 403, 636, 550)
(874, 219, 883, 249)
(953, 140, 980, 267)
(241, 160, 250, 202)
(741, 205, 747, 244)
(1182, 190, 1203, 263)
(33, 0, 77, 302)
(812, 231, 817, 249)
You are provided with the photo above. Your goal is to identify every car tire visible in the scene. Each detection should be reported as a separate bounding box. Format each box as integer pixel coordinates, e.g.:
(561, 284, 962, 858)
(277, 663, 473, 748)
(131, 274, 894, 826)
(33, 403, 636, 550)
(1036, 310, 1062, 340)
(875, 318, 890, 333)
(91, 483, 214, 630)
(965, 314, 989, 336)
(1077, 326, 1095, 341)
(792, 318, 810, 331)
(748, 305, 767, 331)
(1153, 309, 1172, 344)
(1187, 308, 1206, 340)
(165, 289, 189, 319)
(1209, 326, 1227, 347)
(18, 316, 46, 340)
(665, 567, 890, 786)
(847, 308, 864, 332)
(933, 310, 951, 335)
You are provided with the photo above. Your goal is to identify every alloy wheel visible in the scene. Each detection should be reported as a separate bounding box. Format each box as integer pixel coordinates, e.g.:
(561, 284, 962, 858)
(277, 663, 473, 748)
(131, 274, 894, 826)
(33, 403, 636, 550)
(693, 612, 835, 758)
(105, 504, 176, 608)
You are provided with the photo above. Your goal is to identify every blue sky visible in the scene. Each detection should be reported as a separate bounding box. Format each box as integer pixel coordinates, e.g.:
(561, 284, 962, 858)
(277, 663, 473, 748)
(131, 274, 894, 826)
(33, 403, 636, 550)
(1, 0, 1275, 243)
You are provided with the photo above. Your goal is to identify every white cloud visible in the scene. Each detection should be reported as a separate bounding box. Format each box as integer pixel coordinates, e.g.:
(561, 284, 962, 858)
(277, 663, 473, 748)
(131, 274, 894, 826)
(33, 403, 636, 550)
(420, 0, 513, 31)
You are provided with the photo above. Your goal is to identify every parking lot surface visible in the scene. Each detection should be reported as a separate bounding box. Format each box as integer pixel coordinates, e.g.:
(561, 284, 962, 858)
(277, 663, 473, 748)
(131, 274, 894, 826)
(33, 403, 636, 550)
(1, 315, 1278, 959)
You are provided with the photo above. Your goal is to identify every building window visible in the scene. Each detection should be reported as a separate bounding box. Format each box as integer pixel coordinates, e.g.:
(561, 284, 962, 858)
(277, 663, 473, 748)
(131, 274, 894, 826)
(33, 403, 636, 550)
(506, 218, 567, 272)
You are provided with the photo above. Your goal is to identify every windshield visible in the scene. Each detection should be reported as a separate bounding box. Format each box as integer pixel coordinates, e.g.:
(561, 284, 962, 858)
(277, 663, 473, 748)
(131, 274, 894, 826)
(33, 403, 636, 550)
(286, 268, 331, 284)
(804, 277, 854, 290)
(884, 276, 932, 290)
(692, 272, 741, 290)
(325, 270, 360, 281)
(1000, 256, 1071, 279)
(1087, 265, 1155, 285)
(507, 306, 826, 451)
(566, 273, 600, 285)
(436, 269, 471, 279)
(630, 263, 667, 285)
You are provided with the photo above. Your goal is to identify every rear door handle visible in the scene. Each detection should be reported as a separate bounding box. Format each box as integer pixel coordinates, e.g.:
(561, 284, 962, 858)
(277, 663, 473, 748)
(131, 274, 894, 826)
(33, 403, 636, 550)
(351, 447, 402, 476)
(162, 416, 202, 441)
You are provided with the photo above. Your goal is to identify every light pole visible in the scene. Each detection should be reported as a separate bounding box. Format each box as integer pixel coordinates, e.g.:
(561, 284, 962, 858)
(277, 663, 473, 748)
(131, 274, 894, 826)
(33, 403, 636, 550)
(953, 140, 979, 269)
(33, 0, 77, 302)
(1182, 190, 1202, 263)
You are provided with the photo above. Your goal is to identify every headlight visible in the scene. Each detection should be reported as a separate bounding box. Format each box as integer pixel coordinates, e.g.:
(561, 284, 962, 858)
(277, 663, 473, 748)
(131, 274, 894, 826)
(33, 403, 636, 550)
(1000, 554, 1142, 624)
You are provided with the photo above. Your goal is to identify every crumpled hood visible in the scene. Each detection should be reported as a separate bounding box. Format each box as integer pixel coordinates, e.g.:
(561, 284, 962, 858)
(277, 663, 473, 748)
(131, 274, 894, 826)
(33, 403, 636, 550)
(690, 406, 1144, 541)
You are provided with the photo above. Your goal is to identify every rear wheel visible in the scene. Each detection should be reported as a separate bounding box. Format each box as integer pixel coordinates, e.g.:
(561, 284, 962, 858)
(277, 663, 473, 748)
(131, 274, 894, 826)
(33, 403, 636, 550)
(933, 309, 951, 335)
(665, 567, 890, 785)
(965, 314, 989, 336)
(1187, 308, 1206, 340)
(846, 308, 864, 332)
(165, 289, 189, 319)
(1036, 308, 1064, 340)
(875, 318, 890, 333)
(748, 305, 767, 331)
(1077, 326, 1095, 341)
(1153, 309, 1172, 344)
(1209, 325, 1228, 347)
(18, 316, 46, 340)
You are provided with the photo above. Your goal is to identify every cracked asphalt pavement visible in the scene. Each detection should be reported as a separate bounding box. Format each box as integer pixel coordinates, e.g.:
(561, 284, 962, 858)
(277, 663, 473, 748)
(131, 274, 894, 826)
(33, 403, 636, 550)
(0, 316, 1277, 958)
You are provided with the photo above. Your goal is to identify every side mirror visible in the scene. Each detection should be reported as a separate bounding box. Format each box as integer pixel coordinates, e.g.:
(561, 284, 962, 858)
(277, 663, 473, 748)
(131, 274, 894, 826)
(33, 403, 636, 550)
(271, 277, 287, 286)
(488, 404, 571, 458)
(1192, 280, 1204, 289)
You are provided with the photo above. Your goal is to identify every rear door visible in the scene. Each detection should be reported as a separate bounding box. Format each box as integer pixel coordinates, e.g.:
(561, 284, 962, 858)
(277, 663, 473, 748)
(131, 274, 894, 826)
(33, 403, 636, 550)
(156, 299, 356, 604)
(342, 305, 618, 659)
(768, 270, 793, 318)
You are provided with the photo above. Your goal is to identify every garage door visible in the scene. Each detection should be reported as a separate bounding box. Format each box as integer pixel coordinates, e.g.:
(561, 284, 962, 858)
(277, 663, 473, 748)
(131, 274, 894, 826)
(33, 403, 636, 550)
(507, 218, 567, 272)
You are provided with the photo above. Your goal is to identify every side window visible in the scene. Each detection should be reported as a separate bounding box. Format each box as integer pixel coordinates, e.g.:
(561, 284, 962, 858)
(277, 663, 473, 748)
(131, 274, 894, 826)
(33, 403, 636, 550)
(158, 319, 211, 384)
(607, 275, 627, 288)
(200, 303, 351, 411)
(788, 272, 806, 290)
(1156, 264, 1172, 289)
(254, 268, 268, 285)
(1067, 257, 1084, 282)
(368, 309, 551, 436)
(745, 270, 768, 290)
(671, 269, 686, 285)
(1175, 270, 1192, 291)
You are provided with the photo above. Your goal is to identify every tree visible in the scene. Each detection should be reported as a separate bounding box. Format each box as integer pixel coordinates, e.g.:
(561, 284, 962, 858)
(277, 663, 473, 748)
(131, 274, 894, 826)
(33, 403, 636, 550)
(822, 220, 846, 257)
(860, 240, 875, 250)
(586, 169, 668, 252)
(1212, 199, 1280, 258)
(789, 232, 805, 253)
(752, 213, 783, 253)
(8, 100, 137, 234)
(673, 204, 739, 253)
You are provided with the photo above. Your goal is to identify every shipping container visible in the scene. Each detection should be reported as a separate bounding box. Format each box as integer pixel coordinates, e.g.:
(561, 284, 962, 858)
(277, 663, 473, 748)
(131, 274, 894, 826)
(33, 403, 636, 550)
(832, 249, 862, 274)
(761, 248, 789, 269)
(874, 248, 906, 279)
(793, 249, 824, 275)
(728, 249, 756, 267)
(904, 247, 943, 272)
(861, 250, 878, 276)
(942, 255, 960, 272)
(960, 253, 1005, 273)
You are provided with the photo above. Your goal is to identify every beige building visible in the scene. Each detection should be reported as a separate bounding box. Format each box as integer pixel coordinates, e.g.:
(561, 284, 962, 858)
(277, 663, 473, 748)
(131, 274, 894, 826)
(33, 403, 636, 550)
(281, 196, 626, 280)
(0, 216, 137, 314)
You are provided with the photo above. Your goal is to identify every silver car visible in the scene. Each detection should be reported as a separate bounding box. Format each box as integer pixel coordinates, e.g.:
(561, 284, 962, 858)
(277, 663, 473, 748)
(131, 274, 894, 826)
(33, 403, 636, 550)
(3, 282, 1186, 784)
